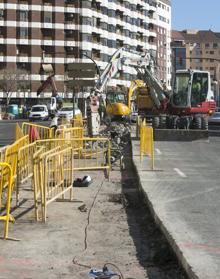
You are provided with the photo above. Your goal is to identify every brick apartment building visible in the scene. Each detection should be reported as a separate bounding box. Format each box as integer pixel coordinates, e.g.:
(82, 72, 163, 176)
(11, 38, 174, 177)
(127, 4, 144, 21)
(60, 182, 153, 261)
(0, 0, 172, 105)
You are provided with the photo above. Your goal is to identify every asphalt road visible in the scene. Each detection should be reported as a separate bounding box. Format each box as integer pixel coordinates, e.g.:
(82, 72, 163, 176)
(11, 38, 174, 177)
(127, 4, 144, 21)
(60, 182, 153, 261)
(0, 119, 50, 147)
(133, 135, 220, 278)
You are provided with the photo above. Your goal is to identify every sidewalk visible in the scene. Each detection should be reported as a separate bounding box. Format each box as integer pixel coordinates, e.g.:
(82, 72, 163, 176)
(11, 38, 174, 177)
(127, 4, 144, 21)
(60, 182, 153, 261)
(132, 138, 220, 279)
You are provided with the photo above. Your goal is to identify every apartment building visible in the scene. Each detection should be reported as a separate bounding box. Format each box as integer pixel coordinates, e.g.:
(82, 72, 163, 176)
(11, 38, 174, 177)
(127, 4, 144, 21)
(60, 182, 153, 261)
(0, 0, 160, 104)
(171, 29, 220, 104)
(156, 0, 171, 89)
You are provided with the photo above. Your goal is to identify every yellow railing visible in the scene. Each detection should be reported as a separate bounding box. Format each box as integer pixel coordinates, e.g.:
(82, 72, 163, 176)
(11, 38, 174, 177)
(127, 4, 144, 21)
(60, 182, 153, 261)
(15, 123, 24, 140)
(22, 122, 53, 141)
(35, 137, 111, 178)
(0, 162, 14, 239)
(55, 127, 84, 139)
(4, 135, 29, 184)
(140, 120, 154, 170)
(16, 142, 37, 204)
(33, 146, 73, 222)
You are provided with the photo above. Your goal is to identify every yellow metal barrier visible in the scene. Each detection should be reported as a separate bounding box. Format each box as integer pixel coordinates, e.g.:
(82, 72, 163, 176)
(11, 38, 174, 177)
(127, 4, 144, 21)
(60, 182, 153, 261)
(140, 120, 154, 170)
(71, 114, 83, 127)
(0, 146, 7, 162)
(22, 122, 52, 140)
(16, 142, 37, 204)
(4, 135, 29, 184)
(15, 123, 24, 140)
(35, 137, 111, 177)
(33, 146, 73, 222)
(0, 162, 15, 239)
(55, 127, 83, 139)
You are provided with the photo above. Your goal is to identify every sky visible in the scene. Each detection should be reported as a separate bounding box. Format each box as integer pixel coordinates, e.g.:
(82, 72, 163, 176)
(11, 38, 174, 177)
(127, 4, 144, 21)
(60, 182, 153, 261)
(172, 0, 220, 32)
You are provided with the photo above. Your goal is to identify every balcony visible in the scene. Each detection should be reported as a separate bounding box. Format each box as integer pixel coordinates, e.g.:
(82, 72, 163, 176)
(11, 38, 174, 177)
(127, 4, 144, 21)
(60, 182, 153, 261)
(42, 22, 53, 29)
(18, 38, 29, 45)
(17, 55, 29, 63)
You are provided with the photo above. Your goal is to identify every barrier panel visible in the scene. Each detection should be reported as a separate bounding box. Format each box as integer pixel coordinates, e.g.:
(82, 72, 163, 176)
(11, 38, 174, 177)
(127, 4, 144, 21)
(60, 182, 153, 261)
(22, 122, 52, 140)
(33, 146, 45, 221)
(0, 162, 14, 239)
(140, 120, 154, 170)
(4, 135, 29, 185)
(15, 123, 24, 140)
(0, 146, 7, 162)
(16, 142, 37, 204)
(33, 146, 73, 222)
(35, 137, 111, 177)
(55, 127, 83, 140)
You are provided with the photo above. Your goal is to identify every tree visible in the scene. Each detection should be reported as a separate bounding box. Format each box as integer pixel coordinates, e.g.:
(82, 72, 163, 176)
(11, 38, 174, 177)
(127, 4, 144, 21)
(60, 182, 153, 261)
(0, 68, 29, 106)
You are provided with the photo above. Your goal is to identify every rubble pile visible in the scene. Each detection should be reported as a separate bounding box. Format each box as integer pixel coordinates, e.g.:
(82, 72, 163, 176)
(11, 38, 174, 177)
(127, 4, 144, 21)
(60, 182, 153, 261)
(101, 122, 131, 168)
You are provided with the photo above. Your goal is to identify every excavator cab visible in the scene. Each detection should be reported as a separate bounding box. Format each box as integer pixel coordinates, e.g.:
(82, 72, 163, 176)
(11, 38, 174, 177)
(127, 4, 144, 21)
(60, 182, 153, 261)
(172, 70, 214, 109)
(106, 90, 131, 117)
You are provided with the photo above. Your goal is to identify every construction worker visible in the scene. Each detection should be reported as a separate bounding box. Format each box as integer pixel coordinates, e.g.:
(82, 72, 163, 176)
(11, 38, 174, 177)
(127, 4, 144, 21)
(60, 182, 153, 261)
(50, 113, 58, 132)
(191, 78, 202, 106)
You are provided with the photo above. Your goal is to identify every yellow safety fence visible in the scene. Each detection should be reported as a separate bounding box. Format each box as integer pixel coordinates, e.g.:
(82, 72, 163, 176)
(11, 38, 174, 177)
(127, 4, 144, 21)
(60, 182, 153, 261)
(55, 127, 84, 139)
(15, 123, 24, 140)
(140, 120, 154, 170)
(71, 114, 83, 127)
(16, 142, 37, 204)
(33, 146, 73, 222)
(4, 135, 29, 185)
(0, 146, 7, 162)
(35, 137, 111, 177)
(0, 162, 14, 239)
(22, 122, 53, 141)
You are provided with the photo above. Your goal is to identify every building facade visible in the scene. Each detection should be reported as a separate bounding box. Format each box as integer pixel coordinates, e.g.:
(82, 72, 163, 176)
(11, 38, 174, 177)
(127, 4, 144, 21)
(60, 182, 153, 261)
(0, 0, 173, 104)
(156, 0, 171, 89)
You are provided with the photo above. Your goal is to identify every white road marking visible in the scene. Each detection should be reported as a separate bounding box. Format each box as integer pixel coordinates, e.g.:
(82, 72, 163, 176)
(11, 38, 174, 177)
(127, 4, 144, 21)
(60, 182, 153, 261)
(174, 168, 187, 178)
(156, 148, 162, 155)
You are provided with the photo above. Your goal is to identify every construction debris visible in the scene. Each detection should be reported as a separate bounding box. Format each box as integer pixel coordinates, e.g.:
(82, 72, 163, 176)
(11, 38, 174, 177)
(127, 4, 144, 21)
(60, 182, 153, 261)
(101, 122, 131, 169)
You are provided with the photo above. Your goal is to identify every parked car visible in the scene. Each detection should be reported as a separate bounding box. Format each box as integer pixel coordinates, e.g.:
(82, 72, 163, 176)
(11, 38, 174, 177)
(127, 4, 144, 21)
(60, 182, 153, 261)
(57, 106, 81, 121)
(208, 107, 220, 125)
(29, 105, 49, 121)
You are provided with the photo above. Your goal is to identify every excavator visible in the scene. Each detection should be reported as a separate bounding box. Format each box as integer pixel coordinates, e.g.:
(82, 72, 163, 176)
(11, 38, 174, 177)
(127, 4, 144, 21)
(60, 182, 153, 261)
(93, 47, 151, 119)
(132, 68, 216, 130)
(36, 64, 63, 115)
(98, 48, 216, 130)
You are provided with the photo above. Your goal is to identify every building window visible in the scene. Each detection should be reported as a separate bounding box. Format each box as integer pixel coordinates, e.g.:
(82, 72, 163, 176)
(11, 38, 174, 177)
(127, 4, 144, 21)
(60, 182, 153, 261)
(20, 10, 28, 21)
(213, 43, 218, 48)
(20, 27, 28, 38)
(0, 9, 4, 19)
(44, 12, 52, 23)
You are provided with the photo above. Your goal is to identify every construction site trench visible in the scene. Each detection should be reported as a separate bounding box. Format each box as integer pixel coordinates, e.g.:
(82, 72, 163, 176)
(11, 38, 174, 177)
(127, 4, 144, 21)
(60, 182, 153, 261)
(0, 122, 188, 279)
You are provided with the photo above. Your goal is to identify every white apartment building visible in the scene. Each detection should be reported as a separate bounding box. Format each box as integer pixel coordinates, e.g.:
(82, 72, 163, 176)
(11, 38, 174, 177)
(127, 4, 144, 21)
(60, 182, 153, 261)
(0, 0, 165, 104)
(156, 0, 172, 89)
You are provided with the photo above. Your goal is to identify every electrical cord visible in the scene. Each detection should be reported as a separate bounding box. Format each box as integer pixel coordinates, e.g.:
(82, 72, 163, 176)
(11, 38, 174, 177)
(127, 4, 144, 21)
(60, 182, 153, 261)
(103, 263, 124, 279)
(73, 179, 105, 267)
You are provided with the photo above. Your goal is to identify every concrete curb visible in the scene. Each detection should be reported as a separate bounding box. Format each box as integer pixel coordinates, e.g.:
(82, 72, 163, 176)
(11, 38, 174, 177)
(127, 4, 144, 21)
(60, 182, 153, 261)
(154, 129, 209, 141)
(131, 141, 198, 279)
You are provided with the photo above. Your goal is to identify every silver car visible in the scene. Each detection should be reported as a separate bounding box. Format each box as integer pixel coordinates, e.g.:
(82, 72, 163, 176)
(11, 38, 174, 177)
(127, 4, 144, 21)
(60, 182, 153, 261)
(57, 106, 81, 121)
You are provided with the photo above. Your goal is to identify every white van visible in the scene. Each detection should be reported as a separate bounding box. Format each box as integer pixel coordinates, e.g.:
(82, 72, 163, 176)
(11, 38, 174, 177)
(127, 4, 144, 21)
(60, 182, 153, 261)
(29, 105, 49, 121)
